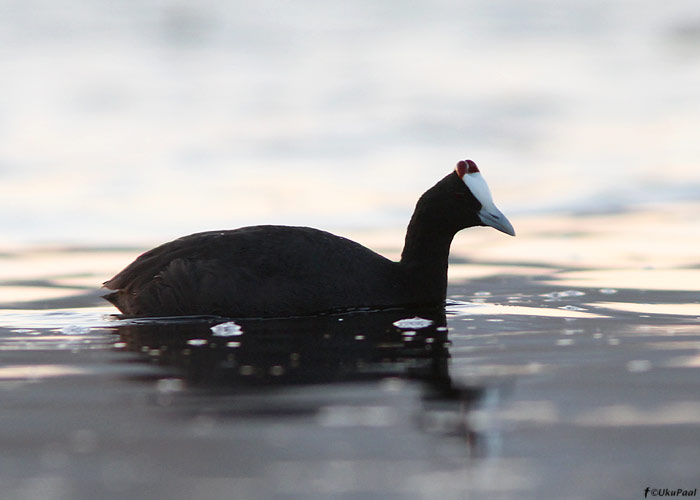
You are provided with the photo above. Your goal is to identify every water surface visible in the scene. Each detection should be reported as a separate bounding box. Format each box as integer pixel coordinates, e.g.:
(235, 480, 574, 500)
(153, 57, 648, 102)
(1, 206, 698, 500)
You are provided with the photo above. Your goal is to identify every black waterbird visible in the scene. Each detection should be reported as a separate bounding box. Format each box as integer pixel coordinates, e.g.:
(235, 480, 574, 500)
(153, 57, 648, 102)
(103, 160, 515, 318)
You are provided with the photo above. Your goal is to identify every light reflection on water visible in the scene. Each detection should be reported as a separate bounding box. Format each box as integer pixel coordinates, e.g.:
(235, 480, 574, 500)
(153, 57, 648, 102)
(593, 301, 700, 317)
(1, 0, 700, 244)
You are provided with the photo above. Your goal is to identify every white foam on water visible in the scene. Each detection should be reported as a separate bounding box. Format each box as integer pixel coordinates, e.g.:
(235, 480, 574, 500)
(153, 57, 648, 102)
(393, 317, 434, 330)
(210, 321, 243, 337)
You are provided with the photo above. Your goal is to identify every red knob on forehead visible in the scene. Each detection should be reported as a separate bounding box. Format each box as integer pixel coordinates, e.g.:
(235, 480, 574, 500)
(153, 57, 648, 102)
(455, 160, 467, 178)
(455, 159, 479, 178)
(466, 159, 479, 173)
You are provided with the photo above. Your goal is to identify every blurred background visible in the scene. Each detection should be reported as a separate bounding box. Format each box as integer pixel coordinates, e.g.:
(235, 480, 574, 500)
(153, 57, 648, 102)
(1, 0, 699, 245)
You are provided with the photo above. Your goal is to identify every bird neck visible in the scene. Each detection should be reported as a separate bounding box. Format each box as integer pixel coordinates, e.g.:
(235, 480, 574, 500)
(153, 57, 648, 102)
(399, 196, 458, 301)
(400, 216, 456, 274)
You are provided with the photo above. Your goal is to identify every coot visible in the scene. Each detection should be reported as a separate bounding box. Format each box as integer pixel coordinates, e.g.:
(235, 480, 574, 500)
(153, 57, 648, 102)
(103, 160, 514, 318)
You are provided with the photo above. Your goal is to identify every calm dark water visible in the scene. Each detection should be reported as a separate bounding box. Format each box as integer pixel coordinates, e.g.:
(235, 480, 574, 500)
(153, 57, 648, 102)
(1, 212, 698, 499)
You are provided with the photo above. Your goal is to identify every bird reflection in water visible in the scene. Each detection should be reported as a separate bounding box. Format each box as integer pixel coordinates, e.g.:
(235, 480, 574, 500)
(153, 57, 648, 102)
(113, 307, 490, 454)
